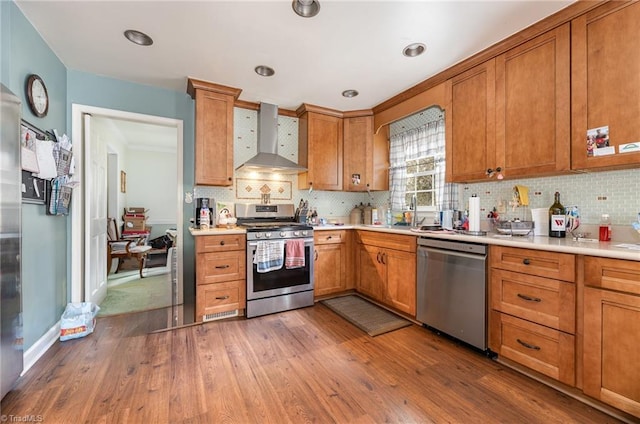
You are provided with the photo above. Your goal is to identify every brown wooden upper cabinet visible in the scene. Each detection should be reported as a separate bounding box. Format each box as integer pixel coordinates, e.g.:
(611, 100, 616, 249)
(446, 24, 570, 183)
(571, 1, 640, 171)
(343, 112, 389, 192)
(187, 78, 241, 186)
(297, 104, 344, 191)
(445, 59, 496, 183)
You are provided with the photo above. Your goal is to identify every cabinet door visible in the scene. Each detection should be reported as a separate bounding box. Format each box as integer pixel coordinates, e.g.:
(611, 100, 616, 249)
(383, 248, 416, 316)
(583, 287, 640, 417)
(356, 244, 384, 301)
(571, 1, 640, 170)
(194, 90, 235, 186)
(314, 243, 346, 297)
(445, 59, 496, 183)
(343, 115, 374, 192)
(300, 112, 343, 190)
(495, 24, 570, 178)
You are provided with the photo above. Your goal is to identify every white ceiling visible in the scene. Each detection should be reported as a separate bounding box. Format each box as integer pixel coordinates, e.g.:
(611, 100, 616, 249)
(16, 0, 576, 113)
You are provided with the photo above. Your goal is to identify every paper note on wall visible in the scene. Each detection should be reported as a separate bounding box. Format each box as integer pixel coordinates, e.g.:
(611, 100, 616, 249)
(35, 139, 58, 179)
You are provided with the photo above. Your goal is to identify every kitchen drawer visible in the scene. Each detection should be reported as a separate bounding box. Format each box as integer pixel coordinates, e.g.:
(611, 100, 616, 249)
(356, 230, 416, 253)
(584, 256, 640, 295)
(490, 246, 575, 282)
(314, 230, 347, 245)
(196, 234, 246, 253)
(490, 311, 575, 386)
(196, 250, 245, 284)
(491, 269, 575, 333)
(196, 280, 246, 321)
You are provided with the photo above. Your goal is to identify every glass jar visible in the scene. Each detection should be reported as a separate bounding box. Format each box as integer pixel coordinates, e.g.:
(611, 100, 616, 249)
(599, 214, 611, 241)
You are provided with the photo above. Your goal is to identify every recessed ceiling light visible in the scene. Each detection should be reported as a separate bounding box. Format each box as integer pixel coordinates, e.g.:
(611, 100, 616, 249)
(292, 0, 320, 18)
(403, 43, 426, 57)
(124, 29, 153, 46)
(342, 89, 359, 98)
(255, 65, 275, 77)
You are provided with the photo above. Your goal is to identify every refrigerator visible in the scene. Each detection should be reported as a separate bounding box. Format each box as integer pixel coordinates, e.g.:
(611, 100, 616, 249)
(1, 83, 23, 399)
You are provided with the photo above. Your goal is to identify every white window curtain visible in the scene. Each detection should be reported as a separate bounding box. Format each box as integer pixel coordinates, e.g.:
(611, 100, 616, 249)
(389, 117, 457, 211)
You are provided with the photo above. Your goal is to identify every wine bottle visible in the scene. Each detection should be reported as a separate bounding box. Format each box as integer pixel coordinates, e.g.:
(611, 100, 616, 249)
(548, 191, 566, 238)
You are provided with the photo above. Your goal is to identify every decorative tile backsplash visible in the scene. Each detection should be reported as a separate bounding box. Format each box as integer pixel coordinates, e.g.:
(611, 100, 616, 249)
(195, 106, 640, 227)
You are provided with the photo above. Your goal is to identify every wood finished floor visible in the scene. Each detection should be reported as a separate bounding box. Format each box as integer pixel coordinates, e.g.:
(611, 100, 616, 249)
(1, 304, 624, 424)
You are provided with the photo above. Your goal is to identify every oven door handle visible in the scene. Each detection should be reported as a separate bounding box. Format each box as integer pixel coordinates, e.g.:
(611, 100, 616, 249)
(248, 238, 314, 248)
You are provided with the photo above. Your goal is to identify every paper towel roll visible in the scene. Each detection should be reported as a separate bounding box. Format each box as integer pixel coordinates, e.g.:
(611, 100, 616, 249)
(531, 208, 549, 236)
(469, 195, 480, 232)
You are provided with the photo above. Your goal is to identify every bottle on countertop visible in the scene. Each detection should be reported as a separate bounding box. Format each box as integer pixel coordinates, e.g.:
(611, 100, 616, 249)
(363, 203, 373, 225)
(385, 202, 393, 227)
(548, 191, 566, 238)
(350, 204, 362, 225)
(599, 214, 612, 241)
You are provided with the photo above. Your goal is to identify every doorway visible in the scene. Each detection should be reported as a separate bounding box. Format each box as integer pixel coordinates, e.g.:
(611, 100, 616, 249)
(70, 105, 184, 326)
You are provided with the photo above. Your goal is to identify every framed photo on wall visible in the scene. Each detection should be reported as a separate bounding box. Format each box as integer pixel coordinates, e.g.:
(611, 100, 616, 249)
(120, 171, 126, 193)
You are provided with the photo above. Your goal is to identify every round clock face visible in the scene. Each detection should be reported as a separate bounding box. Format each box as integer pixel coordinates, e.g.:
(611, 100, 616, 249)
(27, 74, 49, 117)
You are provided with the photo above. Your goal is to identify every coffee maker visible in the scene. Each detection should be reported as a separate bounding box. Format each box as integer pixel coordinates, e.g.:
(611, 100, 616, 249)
(195, 198, 214, 228)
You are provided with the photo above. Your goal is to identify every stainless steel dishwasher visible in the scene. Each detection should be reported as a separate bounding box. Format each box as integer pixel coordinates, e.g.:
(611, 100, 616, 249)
(417, 237, 488, 351)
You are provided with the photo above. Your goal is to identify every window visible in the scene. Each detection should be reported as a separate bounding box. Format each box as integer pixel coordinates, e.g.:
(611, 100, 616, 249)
(405, 156, 436, 211)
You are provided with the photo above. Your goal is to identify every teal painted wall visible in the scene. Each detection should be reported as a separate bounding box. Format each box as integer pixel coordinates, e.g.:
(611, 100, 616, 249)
(2, 1, 197, 350)
(1, 1, 68, 350)
(66, 70, 196, 319)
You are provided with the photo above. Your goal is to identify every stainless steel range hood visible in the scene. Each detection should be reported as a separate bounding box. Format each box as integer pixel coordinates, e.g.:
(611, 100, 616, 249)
(235, 102, 306, 173)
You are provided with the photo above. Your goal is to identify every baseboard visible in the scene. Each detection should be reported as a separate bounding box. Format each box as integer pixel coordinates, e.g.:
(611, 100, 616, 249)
(22, 321, 60, 376)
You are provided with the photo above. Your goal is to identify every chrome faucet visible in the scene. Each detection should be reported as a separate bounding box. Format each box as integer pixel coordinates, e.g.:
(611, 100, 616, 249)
(410, 194, 418, 227)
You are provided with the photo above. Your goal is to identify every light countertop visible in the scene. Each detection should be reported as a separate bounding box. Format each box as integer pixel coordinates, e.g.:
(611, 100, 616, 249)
(190, 224, 640, 261)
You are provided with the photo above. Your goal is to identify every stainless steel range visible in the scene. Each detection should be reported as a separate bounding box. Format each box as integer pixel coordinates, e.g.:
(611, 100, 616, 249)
(236, 203, 314, 318)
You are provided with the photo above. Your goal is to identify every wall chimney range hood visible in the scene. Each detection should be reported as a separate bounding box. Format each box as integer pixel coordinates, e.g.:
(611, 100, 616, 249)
(235, 102, 306, 174)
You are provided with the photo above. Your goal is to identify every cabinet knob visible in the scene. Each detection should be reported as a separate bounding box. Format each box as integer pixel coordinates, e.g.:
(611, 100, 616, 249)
(327, 236, 332, 240)
(220, 240, 225, 246)
(523, 258, 530, 265)
(228, 177, 232, 181)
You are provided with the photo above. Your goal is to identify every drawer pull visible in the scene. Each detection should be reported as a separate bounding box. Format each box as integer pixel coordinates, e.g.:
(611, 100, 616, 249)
(215, 295, 230, 300)
(327, 236, 332, 240)
(215, 264, 230, 269)
(377, 252, 382, 263)
(517, 338, 541, 351)
(220, 240, 225, 246)
(522, 258, 531, 265)
(314, 250, 318, 261)
(517, 293, 541, 303)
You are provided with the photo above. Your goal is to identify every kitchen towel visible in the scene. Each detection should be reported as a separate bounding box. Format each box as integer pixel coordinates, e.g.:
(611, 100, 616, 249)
(469, 195, 481, 232)
(253, 240, 284, 273)
(514, 185, 530, 206)
(285, 239, 305, 269)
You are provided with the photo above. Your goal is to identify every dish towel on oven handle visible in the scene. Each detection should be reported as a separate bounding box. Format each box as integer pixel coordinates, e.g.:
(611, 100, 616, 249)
(253, 240, 285, 273)
(285, 239, 305, 269)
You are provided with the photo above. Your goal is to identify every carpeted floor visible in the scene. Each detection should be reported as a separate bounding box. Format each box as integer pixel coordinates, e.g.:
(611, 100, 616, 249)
(99, 272, 172, 317)
(321, 295, 412, 336)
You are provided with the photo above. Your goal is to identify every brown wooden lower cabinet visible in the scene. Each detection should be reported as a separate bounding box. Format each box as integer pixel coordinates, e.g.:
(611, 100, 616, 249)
(355, 231, 416, 316)
(195, 234, 246, 322)
(583, 256, 640, 418)
(314, 230, 349, 297)
(490, 311, 575, 385)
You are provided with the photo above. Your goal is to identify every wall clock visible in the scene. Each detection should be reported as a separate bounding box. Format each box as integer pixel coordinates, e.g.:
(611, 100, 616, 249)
(26, 74, 49, 118)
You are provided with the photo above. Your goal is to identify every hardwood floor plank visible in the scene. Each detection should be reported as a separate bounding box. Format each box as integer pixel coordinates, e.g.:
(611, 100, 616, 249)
(1, 304, 629, 423)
